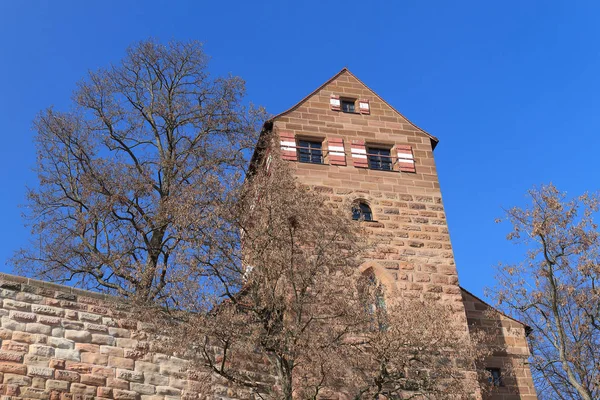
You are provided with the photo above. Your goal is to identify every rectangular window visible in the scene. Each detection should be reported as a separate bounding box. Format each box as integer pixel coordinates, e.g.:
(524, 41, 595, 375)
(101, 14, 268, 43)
(341, 99, 355, 113)
(367, 147, 392, 171)
(297, 139, 323, 164)
(486, 368, 503, 387)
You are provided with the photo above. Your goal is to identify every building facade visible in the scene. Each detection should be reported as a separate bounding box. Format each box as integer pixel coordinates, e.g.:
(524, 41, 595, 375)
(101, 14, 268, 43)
(261, 68, 537, 399)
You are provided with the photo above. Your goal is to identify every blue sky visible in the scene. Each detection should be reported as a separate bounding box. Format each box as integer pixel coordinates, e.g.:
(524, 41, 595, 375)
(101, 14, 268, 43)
(1, 1, 599, 300)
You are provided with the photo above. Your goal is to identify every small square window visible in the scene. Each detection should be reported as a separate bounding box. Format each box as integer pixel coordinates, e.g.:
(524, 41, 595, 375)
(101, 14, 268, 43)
(486, 368, 503, 387)
(341, 99, 355, 113)
(297, 139, 323, 164)
(367, 147, 392, 171)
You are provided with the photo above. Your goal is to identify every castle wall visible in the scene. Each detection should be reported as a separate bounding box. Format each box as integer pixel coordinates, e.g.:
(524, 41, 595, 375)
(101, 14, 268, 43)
(0, 273, 205, 400)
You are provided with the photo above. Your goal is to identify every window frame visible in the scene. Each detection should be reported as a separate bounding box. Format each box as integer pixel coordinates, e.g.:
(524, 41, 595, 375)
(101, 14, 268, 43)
(352, 201, 374, 222)
(366, 145, 393, 171)
(486, 368, 503, 387)
(296, 137, 325, 165)
(340, 98, 356, 114)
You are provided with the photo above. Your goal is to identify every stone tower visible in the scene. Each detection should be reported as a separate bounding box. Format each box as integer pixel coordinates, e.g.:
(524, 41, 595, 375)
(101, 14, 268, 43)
(255, 68, 538, 399)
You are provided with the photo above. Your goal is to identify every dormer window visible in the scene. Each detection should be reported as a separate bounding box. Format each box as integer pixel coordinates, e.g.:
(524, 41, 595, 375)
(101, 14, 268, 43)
(297, 139, 323, 164)
(367, 146, 392, 171)
(352, 202, 373, 221)
(341, 99, 356, 113)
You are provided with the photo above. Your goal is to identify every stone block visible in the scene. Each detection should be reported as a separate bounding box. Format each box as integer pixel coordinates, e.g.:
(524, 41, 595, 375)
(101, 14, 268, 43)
(55, 349, 80, 362)
(49, 360, 65, 370)
(3, 299, 31, 311)
(3, 373, 32, 386)
(12, 331, 35, 344)
(1, 317, 26, 332)
(134, 362, 158, 374)
(23, 354, 51, 367)
(100, 346, 123, 357)
(108, 357, 134, 370)
(30, 344, 55, 358)
(70, 383, 96, 396)
(130, 382, 155, 395)
(108, 328, 130, 338)
(0, 363, 27, 374)
(51, 327, 65, 338)
(84, 323, 108, 333)
(97, 386, 113, 398)
(80, 352, 107, 366)
(106, 377, 130, 390)
(78, 313, 102, 323)
(0, 329, 12, 340)
(61, 321, 83, 330)
(47, 337, 75, 350)
(55, 370, 79, 382)
(144, 373, 168, 386)
(64, 330, 91, 343)
(80, 374, 106, 387)
(26, 323, 53, 335)
(0, 351, 23, 363)
(15, 292, 43, 303)
(74, 343, 99, 353)
(116, 369, 143, 383)
(91, 366, 115, 378)
(156, 386, 181, 396)
(65, 362, 91, 374)
(46, 379, 70, 391)
(28, 366, 55, 378)
(32, 376, 46, 389)
(20, 387, 48, 399)
(32, 305, 65, 317)
(91, 334, 115, 346)
(9, 310, 36, 322)
(113, 389, 138, 400)
(1, 341, 28, 353)
(115, 338, 137, 349)
(38, 316, 62, 326)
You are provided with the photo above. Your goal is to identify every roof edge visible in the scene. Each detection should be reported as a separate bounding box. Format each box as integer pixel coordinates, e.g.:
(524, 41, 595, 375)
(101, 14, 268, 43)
(460, 286, 533, 336)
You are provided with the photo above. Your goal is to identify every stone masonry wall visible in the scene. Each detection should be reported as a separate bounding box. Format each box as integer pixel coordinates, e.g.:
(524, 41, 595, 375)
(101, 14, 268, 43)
(271, 69, 462, 305)
(462, 290, 537, 400)
(0, 273, 205, 400)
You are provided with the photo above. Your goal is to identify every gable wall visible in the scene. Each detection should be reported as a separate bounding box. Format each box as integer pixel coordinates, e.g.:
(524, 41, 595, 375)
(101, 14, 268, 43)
(272, 71, 461, 304)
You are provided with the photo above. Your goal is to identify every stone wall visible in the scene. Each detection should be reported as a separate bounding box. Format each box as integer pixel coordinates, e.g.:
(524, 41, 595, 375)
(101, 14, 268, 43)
(0, 273, 204, 400)
(462, 289, 537, 400)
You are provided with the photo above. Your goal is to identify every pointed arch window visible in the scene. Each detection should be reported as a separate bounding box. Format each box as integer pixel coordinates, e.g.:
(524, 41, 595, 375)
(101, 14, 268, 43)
(352, 202, 373, 221)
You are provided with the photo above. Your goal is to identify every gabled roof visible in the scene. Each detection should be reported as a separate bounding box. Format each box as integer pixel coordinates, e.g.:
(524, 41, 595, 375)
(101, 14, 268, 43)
(460, 286, 532, 336)
(271, 67, 439, 149)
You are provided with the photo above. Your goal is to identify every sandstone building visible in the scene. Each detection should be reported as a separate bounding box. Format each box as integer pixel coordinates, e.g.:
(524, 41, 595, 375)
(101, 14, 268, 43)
(255, 68, 538, 399)
(0, 69, 537, 400)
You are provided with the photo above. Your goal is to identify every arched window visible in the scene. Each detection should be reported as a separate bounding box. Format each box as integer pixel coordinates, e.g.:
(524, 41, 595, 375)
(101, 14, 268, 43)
(352, 202, 373, 221)
(360, 270, 387, 331)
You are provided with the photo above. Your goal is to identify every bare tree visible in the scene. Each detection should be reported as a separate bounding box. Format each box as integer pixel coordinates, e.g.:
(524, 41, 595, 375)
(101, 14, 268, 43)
(13, 39, 265, 303)
(146, 151, 493, 400)
(492, 184, 600, 400)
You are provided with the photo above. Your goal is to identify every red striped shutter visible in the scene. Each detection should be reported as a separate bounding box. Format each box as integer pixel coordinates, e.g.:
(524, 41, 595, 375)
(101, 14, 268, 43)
(396, 145, 416, 172)
(280, 131, 297, 161)
(351, 140, 368, 168)
(359, 99, 370, 115)
(328, 137, 346, 166)
(330, 95, 341, 111)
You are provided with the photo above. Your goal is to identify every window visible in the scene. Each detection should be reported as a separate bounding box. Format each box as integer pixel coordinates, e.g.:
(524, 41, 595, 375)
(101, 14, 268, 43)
(367, 147, 392, 171)
(352, 202, 373, 221)
(486, 368, 503, 387)
(361, 271, 387, 331)
(297, 139, 323, 164)
(341, 99, 355, 113)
